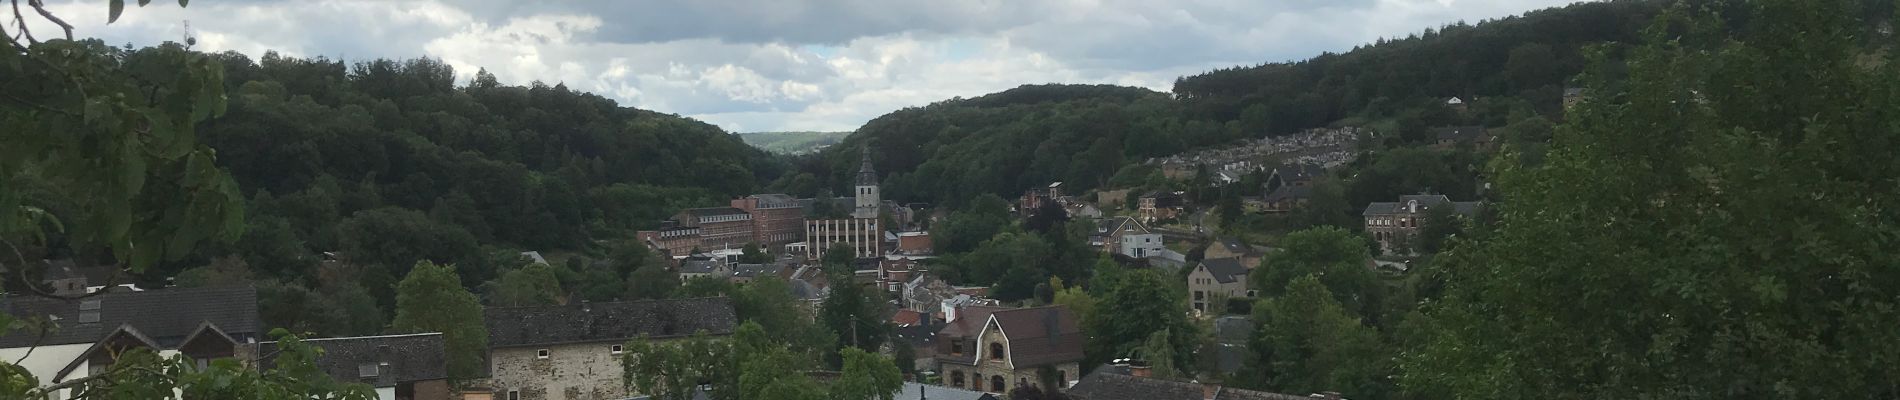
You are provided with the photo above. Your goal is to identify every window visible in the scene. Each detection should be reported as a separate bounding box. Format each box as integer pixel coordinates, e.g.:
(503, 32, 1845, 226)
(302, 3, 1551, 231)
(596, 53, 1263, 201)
(357, 362, 380, 378)
(989, 343, 1005, 360)
(1194, 291, 1204, 301)
(951, 371, 965, 388)
(611, 345, 623, 355)
(536, 349, 550, 359)
(1058, 370, 1067, 387)
(507, 390, 520, 400)
(951, 340, 964, 355)
(990, 375, 1005, 392)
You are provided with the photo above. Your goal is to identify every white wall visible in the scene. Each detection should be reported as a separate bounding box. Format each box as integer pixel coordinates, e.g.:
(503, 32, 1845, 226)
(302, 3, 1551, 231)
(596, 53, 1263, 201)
(0, 343, 92, 399)
(375, 386, 397, 400)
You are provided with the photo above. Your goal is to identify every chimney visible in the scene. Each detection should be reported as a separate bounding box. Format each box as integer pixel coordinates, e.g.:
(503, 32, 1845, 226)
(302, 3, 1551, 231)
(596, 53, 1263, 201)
(1202, 383, 1221, 400)
(1321, 391, 1342, 400)
(1129, 359, 1152, 378)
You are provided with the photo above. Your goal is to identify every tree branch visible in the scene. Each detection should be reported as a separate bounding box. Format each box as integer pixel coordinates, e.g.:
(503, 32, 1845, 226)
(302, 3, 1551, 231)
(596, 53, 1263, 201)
(24, 0, 69, 41)
(9, 0, 37, 45)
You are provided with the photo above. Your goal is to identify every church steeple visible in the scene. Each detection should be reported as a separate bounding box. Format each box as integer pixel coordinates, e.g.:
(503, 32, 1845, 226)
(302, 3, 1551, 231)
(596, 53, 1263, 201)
(852, 145, 880, 219)
(855, 145, 877, 187)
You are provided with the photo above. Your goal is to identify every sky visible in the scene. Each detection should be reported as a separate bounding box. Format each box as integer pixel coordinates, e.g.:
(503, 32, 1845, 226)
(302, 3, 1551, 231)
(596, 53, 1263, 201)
(32, 0, 1581, 133)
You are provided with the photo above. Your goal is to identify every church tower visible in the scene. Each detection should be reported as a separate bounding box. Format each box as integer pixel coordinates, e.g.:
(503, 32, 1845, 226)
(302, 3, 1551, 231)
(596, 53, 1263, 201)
(852, 146, 880, 219)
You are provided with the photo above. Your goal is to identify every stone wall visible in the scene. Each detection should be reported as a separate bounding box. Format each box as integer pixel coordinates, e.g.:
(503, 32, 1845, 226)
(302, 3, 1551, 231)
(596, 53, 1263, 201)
(489, 342, 626, 400)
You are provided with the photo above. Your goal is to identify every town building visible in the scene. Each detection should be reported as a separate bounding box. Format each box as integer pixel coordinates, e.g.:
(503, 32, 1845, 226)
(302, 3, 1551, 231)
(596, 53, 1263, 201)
(1119, 233, 1164, 259)
(732, 194, 806, 249)
(1445, 96, 1468, 112)
(1067, 363, 1307, 400)
(1018, 182, 1063, 215)
(1137, 191, 1186, 223)
(1204, 237, 1268, 269)
(483, 297, 737, 400)
(1431, 126, 1492, 150)
(1089, 216, 1152, 254)
(673, 207, 755, 250)
(935, 306, 1084, 394)
(897, 382, 1002, 400)
(895, 231, 934, 255)
(678, 258, 732, 281)
(635, 223, 703, 255)
(251, 333, 450, 400)
(806, 147, 884, 260)
(1363, 194, 1483, 255)
(1187, 258, 1253, 314)
(0, 286, 260, 400)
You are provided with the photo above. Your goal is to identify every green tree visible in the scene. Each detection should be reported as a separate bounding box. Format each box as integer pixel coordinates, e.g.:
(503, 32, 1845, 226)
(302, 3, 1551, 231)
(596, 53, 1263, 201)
(1247, 276, 1387, 397)
(1136, 329, 1184, 379)
(820, 260, 887, 364)
(1086, 269, 1198, 370)
(175, 255, 256, 287)
(1411, 205, 1462, 254)
(740, 242, 771, 264)
(1404, 3, 1900, 398)
(487, 262, 563, 306)
(390, 261, 489, 381)
(1250, 227, 1382, 321)
(831, 347, 904, 400)
(622, 331, 729, 400)
(626, 261, 680, 300)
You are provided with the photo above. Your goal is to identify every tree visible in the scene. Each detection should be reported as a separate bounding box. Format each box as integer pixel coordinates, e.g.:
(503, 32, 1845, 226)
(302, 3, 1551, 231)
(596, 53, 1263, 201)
(175, 256, 256, 287)
(1136, 329, 1184, 379)
(740, 242, 771, 264)
(1217, 187, 1244, 230)
(1247, 276, 1387, 398)
(1404, 3, 1900, 398)
(622, 331, 730, 400)
(831, 347, 904, 400)
(1250, 227, 1382, 322)
(390, 261, 489, 382)
(1086, 269, 1198, 370)
(1411, 205, 1462, 254)
(626, 262, 680, 300)
(936, 194, 1013, 253)
(487, 262, 563, 306)
(820, 259, 887, 364)
(732, 276, 831, 352)
(336, 207, 481, 278)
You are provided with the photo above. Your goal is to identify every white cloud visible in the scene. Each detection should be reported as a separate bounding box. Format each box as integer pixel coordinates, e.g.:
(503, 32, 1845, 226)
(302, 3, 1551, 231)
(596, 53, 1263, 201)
(21, 0, 1584, 132)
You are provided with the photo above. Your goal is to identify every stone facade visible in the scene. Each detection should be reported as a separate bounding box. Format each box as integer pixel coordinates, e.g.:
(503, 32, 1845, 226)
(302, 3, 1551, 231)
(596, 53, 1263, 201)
(488, 342, 627, 400)
(939, 317, 1080, 393)
(1186, 258, 1251, 314)
(1363, 194, 1481, 255)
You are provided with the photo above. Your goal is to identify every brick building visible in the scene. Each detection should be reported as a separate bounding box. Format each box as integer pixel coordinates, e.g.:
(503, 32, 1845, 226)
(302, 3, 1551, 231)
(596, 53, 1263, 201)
(733, 194, 805, 249)
(674, 207, 754, 250)
(807, 147, 884, 260)
(1363, 194, 1481, 255)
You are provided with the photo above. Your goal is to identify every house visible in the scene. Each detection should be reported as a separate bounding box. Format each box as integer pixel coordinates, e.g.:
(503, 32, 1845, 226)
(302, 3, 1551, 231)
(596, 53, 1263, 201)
(1187, 258, 1252, 314)
(730, 259, 795, 285)
(1019, 182, 1063, 215)
(1267, 163, 1323, 191)
(878, 256, 929, 293)
(678, 258, 732, 281)
(731, 193, 807, 249)
(483, 297, 738, 400)
(251, 333, 450, 400)
(1137, 192, 1186, 223)
(1258, 185, 1312, 213)
(1431, 126, 1491, 150)
(1445, 96, 1467, 112)
(935, 306, 1084, 394)
(1067, 363, 1308, 400)
(896, 382, 1002, 400)
(806, 147, 884, 260)
(1066, 202, 1103, 219)
(896, 231, 934, 255)
(1118, 233, 1165, 259)
(1090, 217, 1151, 254)
(1363, 194, 1482, 255)
(890, 310, 943, 373)
(1143, 249, 1190, 271)
(0, 286, 260, 400)
(673, 207, 755, 250)
(35, 259, 131, 296)
(1203, 237, 1267, 269)
(1563, 87, 1588, 109)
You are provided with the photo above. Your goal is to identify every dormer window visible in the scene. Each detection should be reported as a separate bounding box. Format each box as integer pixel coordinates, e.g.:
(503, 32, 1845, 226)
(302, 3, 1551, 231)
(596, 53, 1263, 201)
(989, 342, 1005, 360)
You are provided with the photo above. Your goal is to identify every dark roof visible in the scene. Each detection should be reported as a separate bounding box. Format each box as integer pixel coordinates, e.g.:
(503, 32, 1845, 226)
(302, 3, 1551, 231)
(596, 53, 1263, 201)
(1215, 237, 1259, 257)
(680, 259, 725, 274)
(1272, 163, 1322, 182)
(857, 146, 879, 186)
(681, 207, 749, 218)
(484, 297, 738, 348)
(1363, 195, 1482, 216)
(748, 193, 800, 208)
(897, 383, 999, 400)
(1433, 126, 1486, 142)
(988, 306, 1085, 367)
(1068, 366, 1307, 400)
(1199, 258, 1250, 284)
(733, 262, 790, 278)
(0, 285, 260, 348)
(255, 333, 448, 388)
(1262, 185, 1313, 202)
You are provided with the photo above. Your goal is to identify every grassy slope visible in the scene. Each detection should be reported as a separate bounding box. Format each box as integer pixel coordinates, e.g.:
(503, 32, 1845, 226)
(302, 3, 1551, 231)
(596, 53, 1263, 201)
(740, 131, 851, 154)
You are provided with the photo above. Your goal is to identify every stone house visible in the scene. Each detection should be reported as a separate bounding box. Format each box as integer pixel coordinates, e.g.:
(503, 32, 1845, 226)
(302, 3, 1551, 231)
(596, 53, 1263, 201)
(1090, 217, 1151, 254)
(1137, 192, 1185, 223)
(1363, 194, 1482, 255)
(677, 258, 731, 281)
(0, 285, 260, 400)
(935, 306, 1084, 394)
(252, 333, 450, 400)
(483, 297, 737, 400)
(1203, 237, 1267, 269)
(1187, 258, 1252, 314)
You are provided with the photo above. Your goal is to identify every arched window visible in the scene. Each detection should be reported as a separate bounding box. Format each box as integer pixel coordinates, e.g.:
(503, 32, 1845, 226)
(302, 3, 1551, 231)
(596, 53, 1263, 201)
(1058, 370, 1067, 388)
(950, 371, 965, 388)
(989, 342, 1005, 360)
(990, 375, 1005, 392)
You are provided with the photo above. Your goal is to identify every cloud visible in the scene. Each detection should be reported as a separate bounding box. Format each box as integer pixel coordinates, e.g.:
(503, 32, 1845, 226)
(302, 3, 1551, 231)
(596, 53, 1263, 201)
(22, 0, 1583, 132)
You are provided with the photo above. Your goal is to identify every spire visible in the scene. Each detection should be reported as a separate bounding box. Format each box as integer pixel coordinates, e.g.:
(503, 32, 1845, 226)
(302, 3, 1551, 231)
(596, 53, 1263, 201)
(856, 145, 878, 186)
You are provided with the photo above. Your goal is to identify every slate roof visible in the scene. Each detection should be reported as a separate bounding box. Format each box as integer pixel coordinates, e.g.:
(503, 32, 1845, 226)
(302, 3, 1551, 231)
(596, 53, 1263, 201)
(0, 285, 260, 348)
(897, 382, 1000, 400)
(1213, 316, 1255, 343)
(1094, 216, 1149, 236)
(1068, 366, 1308, 400)
(255, 333, 448, 388)
(679, 259, 725, 275)
(987, 306, 1085, 367)
(484, 297, 737, 348)
(1262, 185, 1313, 202)
(1200, 258, 1250, 284)
(682, 207, 749, 218)
(857, 146, 880, 186)
(1272, 163, 1323, 182)
(1362, 194, 1482, 216)
(748, 193, 801, 208)
(732, 262, 790, 279)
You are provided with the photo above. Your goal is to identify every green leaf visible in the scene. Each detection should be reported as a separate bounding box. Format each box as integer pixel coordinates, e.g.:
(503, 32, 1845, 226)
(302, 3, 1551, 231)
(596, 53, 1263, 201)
(108, 0, 125, 23)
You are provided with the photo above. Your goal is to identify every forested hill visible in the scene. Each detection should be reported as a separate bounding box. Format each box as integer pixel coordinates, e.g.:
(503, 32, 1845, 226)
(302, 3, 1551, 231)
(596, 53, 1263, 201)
(186, 54, 782, 276)
(780, 84, 1216, 207)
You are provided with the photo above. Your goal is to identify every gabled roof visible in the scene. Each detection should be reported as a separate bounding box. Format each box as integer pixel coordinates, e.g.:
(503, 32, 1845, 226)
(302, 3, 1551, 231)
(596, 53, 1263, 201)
(1363, 194, 1482, 216)
(1262, 185, 1313, 202)
(255, 332, 448, 388)
(748, 193, 801, 208)
(51, 323, 161, 382)
(986, 306, 1085, 367)
(679, 259, 726, 274)
(1068, 366, 1308, 400)
(1199, 258, 1250, 284)
(1095, 216, 1150, 236)
(484, 297, 737, 348)
(0, 285, 260, 348)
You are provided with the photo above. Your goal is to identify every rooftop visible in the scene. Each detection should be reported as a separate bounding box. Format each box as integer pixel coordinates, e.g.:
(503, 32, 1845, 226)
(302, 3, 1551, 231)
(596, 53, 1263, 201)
(1199, 258, 1250, 284)
(254, 332, 448, 388)
(484, 297, 737, 348)
(1068, 365, 1308, 400)
(0, 285, 260, 348)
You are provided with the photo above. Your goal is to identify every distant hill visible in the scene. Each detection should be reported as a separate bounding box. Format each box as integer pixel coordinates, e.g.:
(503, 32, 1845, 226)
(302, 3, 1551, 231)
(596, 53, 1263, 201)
(740, 131, 851, 155)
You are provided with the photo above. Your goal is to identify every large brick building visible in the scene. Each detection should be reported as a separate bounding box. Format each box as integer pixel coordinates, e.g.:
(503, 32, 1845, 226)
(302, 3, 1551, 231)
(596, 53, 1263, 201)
(635, 224, 702, 255)
(674, 207, 755, 250)
(1363, 194, 1481, 255)
(732, 194, 805, 249)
